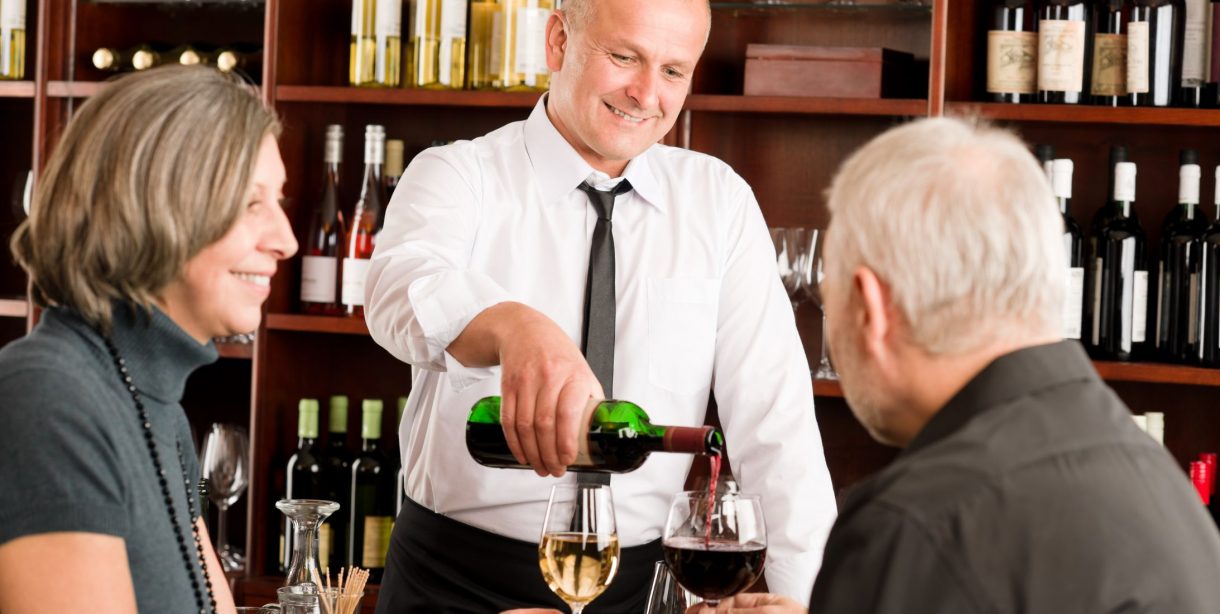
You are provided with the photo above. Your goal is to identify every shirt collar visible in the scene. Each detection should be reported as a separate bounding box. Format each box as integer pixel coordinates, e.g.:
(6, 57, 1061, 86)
(523, 94, 665, 212)
(104, 302, 218, 404)
(902, 341, 1098, 457)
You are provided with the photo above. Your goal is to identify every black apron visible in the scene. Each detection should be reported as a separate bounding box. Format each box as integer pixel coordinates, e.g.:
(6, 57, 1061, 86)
(375, 497, 662, 613)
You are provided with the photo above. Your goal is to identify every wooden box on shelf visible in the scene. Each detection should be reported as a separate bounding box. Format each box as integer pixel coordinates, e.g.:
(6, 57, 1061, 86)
(743, 44, 916, 99)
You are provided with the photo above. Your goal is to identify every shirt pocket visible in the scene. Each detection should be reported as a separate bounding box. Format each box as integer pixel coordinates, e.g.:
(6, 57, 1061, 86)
(647, 278, 719, 395)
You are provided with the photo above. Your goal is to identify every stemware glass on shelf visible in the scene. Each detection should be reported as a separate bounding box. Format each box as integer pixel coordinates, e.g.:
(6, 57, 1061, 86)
(661, 491, 768, 608)
(801, 228, 837, 380)
(200, 422, 250, 573)
(538, 484, 621, 614)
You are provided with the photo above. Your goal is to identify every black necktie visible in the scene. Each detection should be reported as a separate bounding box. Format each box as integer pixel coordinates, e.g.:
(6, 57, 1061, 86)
(577, 179, 632, 485)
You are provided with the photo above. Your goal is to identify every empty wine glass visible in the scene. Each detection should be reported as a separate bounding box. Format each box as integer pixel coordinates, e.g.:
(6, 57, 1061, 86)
(662, 492, 767, 608)
(644, 560, 701, 614)
(201, 422, 250, 573)
(539, 484, 620, 614)
(801, 229, 837, 380)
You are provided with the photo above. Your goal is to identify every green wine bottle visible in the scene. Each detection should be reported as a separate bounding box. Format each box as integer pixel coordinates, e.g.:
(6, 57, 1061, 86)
(466, 396, 724, 473)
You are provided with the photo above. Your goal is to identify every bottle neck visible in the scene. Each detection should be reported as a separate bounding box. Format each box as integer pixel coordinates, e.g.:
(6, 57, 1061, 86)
(646, 425, 724, 456)
(360, 163, 383, 200)
(298, 436, 316, 449)
(1182, 201, 1199, 220)
(362, 438, 380, 453)
(1057, 196, 1070, 216)
(328, 434, 347, 449)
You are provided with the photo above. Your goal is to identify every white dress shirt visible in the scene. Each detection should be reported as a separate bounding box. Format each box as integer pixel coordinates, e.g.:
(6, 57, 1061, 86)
(365, 97, 836, 603)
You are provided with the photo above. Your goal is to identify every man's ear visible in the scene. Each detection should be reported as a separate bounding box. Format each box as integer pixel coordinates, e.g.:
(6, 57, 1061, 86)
(544, 11, 569, 73)
(855, 266, 893, 368)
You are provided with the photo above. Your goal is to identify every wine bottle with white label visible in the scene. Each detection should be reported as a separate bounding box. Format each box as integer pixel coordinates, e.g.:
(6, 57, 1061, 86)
(1127, 0, 1185, 107)
(1088, 161, 1149, 361)
(1199, 167, 1220, 366)
(406, 0, 469, 89)
(1090, 0, 1129, 106)
(341, 125, 386, 318)
(490, 0, 555, 91)
(1053, 159, 1086, 341)
(1038, 0, 1092, 104)
(987, 0, 1039, 103)
(301, 125, 345, 316)
(1179, 0, 1207, 105)
(350, 0, 403, 87)
(0, 0, 26, 80)
(1157, 150, 1208, 362)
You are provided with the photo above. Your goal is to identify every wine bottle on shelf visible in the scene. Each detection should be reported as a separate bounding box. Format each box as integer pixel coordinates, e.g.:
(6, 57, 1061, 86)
(1087, 161, 1149, 361)
(1199, 167, 1220, 366)
(1211, 0, 1220, 106)
(1036, 144, 1056, 182)
(1054, 159, 1086, 341)
(1127, 0, 1185, 107)
(172, 44, 204, 66)
(350, 0, 403, 87)
(131, 44, 168, 71)
(91, 47, 130, 73)
(482, 0, 555, 91)
(0, 0, 26, 80)
(1038, 0, 1092, 104)
(406, 0, 469, 89)
(1191, 461, 1212, 506)
(282, 399, 323, 573)
(215, 44, 264, 82)
(341, 124, 386, 318)
(317, 395, 353, 573)
(466, 397, 726, 473)
(987, 0, 1039, 103)
(1085, 146, 1131, 340)
(1157, 150, 1207, 362)
(1179, 0, 1208, 105)
(350, 399, 394, 583)
(385, 139, 404, 198)
(1091, 0, 1129, 106)
(466, 0, 495, 89)
(301, 125, 346, 316)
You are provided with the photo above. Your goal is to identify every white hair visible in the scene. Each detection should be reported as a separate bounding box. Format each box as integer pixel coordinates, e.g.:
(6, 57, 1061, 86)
(825, 117, 1065, 355)
(560, 0, 711, 42)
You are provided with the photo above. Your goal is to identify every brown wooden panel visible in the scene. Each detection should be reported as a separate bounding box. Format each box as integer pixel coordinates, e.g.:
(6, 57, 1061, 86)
(698, 5, 933, 96)
(277, 85, 543, 107)
(0, 99, 32, 299)
(248, 329, 412, 577)
(688, 94, 927, 116)
(949, 101, 1220, 127)
(0, 81, 34, 97)
(943, 0, 984, 103)
(272, 0, 350, 87)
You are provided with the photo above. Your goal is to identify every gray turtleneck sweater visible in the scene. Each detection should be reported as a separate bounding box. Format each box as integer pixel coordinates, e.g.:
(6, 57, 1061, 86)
(0, 304, 219, 612)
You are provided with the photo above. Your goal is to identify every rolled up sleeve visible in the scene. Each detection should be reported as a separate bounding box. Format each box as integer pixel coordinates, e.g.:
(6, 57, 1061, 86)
(366, 146, 514, 386)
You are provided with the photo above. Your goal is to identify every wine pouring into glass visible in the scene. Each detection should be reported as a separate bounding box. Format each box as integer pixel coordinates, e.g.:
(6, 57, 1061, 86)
(201, 422, 250, 573)
(662, 492, 767, 609)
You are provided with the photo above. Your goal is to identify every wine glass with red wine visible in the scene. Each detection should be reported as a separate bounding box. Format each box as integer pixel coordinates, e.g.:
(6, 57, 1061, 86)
(661, 492, 767, 608)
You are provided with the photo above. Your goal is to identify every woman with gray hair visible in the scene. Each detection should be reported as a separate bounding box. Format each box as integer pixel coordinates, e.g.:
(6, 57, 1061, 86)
(0, 65, 297, 613)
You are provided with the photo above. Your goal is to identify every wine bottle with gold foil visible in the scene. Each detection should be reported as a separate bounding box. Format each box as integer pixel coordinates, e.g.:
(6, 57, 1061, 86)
(406, 0, 469, 88)
(350, 0, 403, 87)
(0, 0, 25, 80)
(474, 0, 554, 91)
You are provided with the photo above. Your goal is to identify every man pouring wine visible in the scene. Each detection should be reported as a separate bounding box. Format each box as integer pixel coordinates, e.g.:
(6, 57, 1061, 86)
(364, 0, 836, 611)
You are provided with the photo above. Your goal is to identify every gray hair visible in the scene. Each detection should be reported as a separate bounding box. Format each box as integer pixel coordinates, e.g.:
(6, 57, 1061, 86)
(825, 117, 1065, 355)
(560, 0, 711, 43)
(11, 65, 280, 333)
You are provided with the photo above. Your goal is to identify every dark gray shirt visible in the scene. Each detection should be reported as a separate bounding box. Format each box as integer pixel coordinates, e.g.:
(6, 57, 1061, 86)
(0, 305, 217, 612)
(809, 341, 1220, 614)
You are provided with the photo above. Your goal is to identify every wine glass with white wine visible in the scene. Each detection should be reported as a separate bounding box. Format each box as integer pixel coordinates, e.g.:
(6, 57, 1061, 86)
(538, 483, 620, 614)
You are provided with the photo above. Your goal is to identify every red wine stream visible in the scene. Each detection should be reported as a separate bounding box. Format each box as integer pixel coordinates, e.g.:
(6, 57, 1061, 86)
(705, 453, 721, 547)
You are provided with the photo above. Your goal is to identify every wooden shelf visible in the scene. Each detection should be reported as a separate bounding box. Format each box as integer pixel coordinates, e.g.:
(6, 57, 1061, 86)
(273, 85, 927, 117)
(46, 80, 107, 98)
(275, 85, 543, 107)
(0, 298, 28, 319)
(946, 101, 1220, 128)
(264, 313, 370, 336)
(814, 361, 1220, 400)
(686, 95, 927, 116)
(0, 81, 35, 98)
(216, 341, 253, 360)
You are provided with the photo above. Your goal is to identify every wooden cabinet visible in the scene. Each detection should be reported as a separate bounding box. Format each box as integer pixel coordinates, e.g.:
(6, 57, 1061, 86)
(5, 0, 1220, 607)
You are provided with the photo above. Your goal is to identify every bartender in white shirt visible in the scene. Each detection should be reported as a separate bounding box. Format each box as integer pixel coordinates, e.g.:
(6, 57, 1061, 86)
(364, 0, 836, 611)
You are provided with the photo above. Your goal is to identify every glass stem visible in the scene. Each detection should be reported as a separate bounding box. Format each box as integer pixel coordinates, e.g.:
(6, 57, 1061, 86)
(216, 505, 228, 556)
(819, 310, 830, 372)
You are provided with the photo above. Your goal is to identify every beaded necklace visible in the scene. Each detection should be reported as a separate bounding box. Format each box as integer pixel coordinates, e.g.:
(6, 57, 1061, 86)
(103, 336, 217, 614)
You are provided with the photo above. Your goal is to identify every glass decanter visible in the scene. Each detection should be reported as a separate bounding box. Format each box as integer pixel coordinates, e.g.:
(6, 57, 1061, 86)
(276, 499, 340, 588)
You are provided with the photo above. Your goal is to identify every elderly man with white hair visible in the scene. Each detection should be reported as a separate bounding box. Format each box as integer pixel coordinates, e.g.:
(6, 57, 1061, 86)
(702, 117, 1220, 613)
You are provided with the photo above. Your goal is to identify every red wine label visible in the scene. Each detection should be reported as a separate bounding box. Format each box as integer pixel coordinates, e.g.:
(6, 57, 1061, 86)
(664, 426, 710, 453)
(1091, 34, 1127, 96)
(1038, 20, 1086, 92)
(1127, 22, 1150, 94)
(987, 31, 1037, 94)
